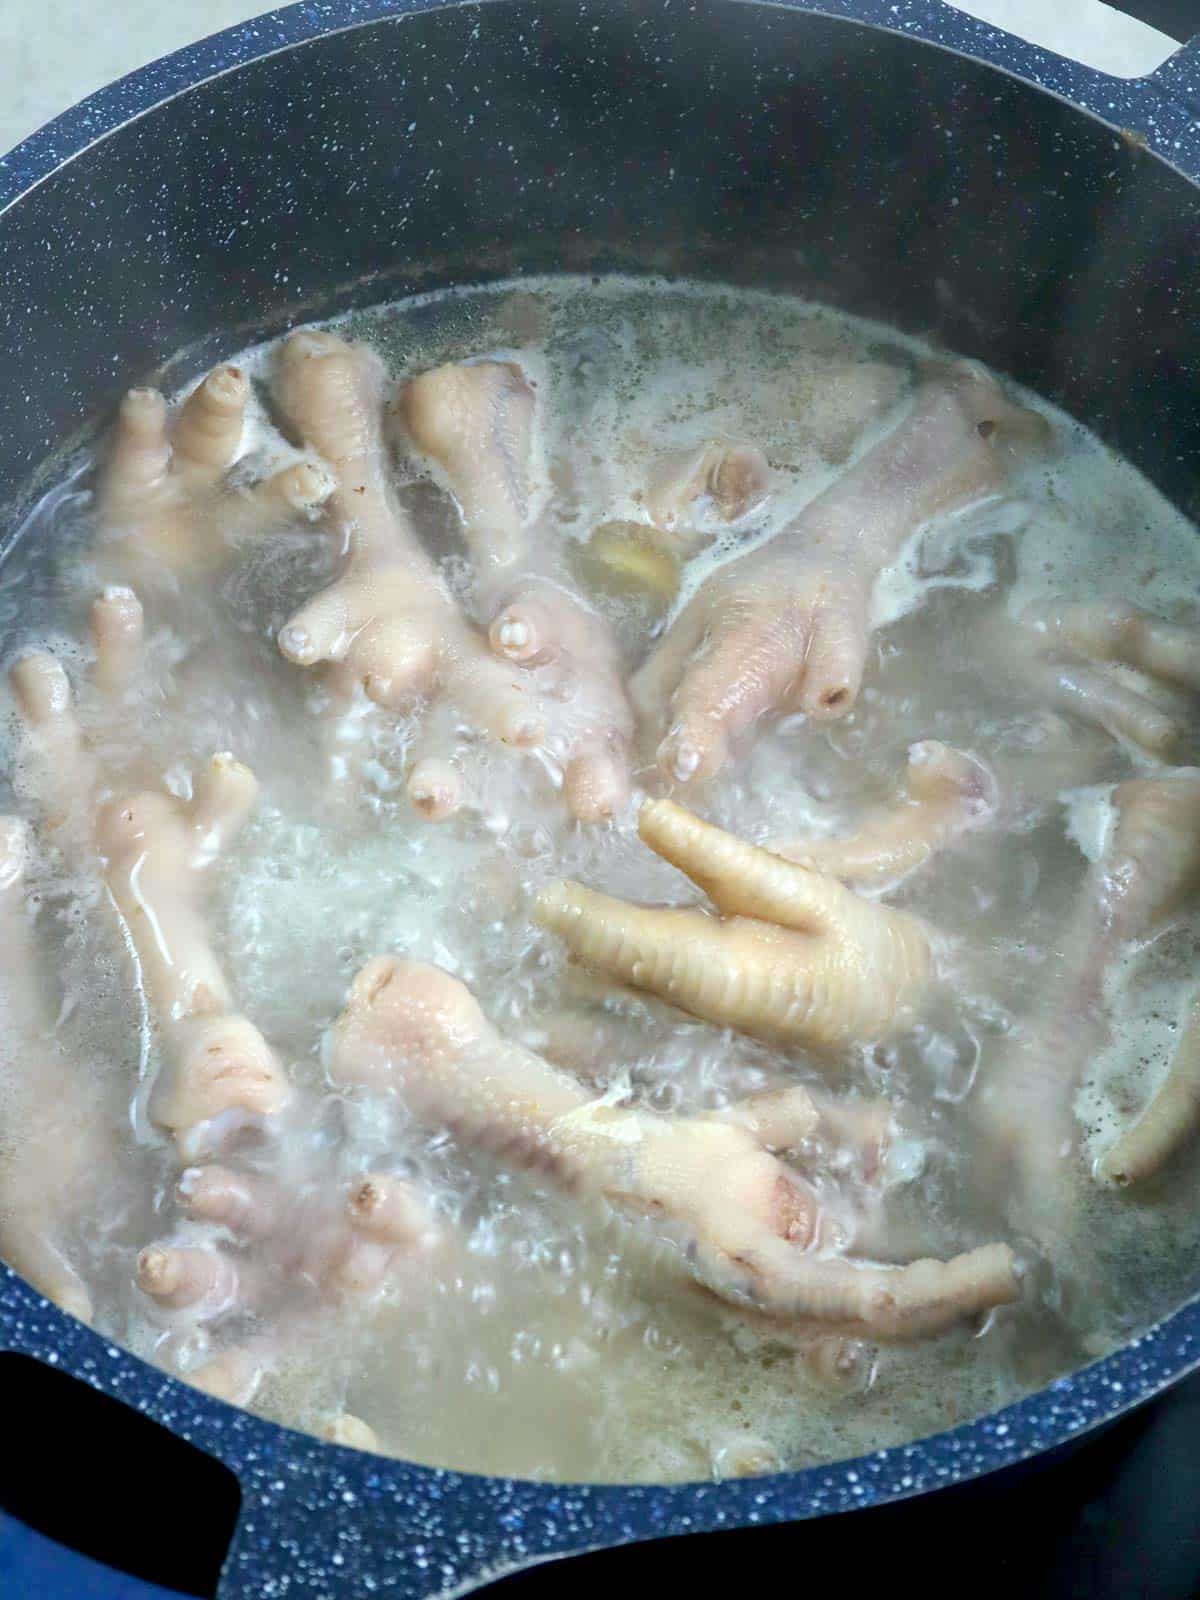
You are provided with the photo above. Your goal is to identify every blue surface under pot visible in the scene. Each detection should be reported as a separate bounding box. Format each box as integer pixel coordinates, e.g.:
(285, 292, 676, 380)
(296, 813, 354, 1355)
(4, 2, 1200, 1595)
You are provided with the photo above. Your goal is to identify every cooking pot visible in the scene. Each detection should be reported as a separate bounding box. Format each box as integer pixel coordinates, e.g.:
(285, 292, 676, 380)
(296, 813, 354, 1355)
(4, 2, 1200, 1595)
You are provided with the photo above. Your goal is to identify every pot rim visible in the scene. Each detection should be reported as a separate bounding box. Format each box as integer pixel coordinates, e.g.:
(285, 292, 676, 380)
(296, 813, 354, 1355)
(2, 0, 1200, 1589)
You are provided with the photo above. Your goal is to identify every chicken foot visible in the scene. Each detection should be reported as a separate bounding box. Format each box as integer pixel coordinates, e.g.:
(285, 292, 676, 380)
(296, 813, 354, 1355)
(972, 769, 1200, 1227)
(772, 740, 997, 890)
(0, 818, 97, 1321)
(98, 364, 333, 586)
(274, 332, 616, 819)
(142, 1162, 445, 1408)
(11, 615, 292, 1155)
(536, 798, 935, 1046)
(1003, 601, 1200, 763)
(1095, 988, 1200, 1186)
(398, 357, 635, 819)
(97, 755, 292, 1153)
(328, 957, 1018, 1339)
(633, 363, 1049, 784)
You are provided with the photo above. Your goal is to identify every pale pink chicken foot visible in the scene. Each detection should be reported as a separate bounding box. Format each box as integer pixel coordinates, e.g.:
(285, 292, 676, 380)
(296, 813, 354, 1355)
(96, 755, 291, 1153)
(1097, 987, 1200, 1186)
(7, 596, 445, 1426)
(3, 604, 180, 1318)
(0, 818, 96, 1322)
(536, 798, 935, 1046)
(972, 769, 1200, 1231)
(772, 740, 997, 890)
(98, 365, 333, 587)
(327, 957, 1018, 1340)
(142, 1164, 443, 1325)
(15, 607, 291, 1154)
(273, 333, 584, 818)
(1014, 601, 1200, 761)
(632, 363, 1050, 784)
(398, 357, 635, 820)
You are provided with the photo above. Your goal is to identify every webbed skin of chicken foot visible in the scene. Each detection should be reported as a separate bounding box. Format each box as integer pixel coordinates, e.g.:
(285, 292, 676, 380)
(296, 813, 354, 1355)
(328, 956, 1018, 1340)
(972, 769, 1200, 1231)
(536, 798, 935, 1046)
(632, 363, 1050, 785)
(772, 740, 997, 891)
(397, 357, 635, 820)
(98, 365, 334, 586)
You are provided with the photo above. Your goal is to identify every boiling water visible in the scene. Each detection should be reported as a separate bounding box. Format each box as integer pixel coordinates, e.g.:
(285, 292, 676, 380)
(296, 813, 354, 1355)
(2, 277, 1200, 1483)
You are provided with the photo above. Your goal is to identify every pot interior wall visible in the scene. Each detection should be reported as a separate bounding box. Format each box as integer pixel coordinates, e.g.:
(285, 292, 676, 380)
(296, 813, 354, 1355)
(1, 0, 1198, 526)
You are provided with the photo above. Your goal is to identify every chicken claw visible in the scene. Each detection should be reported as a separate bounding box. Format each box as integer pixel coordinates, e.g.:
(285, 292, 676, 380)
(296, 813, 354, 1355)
(99, 366, 333, 584)
(396, 358, 535, 575)
(276, 333, 620, 818)
(535, 799, 934, 1045)
(634, 364, 1048, 783)
(398, 357, 635, 820)
(1008, 601, 1200, 760)
(773, 740, 996, 890)
(328, 957, 1018, 1339)
(98, 757, 292, 1152)
(974, 770, 1200, 1224)
(11, 611, 289, 1154)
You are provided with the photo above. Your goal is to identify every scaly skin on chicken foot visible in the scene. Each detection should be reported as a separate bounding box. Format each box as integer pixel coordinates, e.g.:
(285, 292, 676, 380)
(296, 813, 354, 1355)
(536, 799, 934, 1045)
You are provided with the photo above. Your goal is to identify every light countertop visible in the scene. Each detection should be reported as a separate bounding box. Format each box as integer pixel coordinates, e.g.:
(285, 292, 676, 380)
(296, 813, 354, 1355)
(0, 1, 1182, 158)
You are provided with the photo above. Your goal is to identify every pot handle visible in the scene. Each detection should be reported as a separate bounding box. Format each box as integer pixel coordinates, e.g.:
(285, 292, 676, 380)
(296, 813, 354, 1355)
(1103, 2, 1200, 121)
(0, 1265, 661, 1599)
(1110, 3, 1197, 43)
(845, 0, 1200, 162)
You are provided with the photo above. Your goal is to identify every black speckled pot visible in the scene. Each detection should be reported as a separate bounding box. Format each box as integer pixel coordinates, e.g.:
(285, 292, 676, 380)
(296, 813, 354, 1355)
(3, 3, 1200, 1596)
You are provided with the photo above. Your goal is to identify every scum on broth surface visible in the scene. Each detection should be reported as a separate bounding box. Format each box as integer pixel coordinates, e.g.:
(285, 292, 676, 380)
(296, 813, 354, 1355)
(1, 276, 1199, 1481)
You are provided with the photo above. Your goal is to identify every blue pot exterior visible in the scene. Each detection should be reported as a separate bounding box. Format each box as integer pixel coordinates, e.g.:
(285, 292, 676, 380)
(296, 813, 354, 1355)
(3, 4, 1200, 1595)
